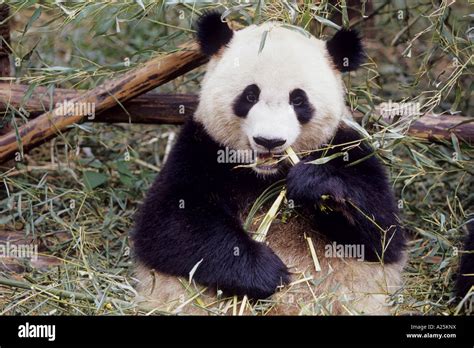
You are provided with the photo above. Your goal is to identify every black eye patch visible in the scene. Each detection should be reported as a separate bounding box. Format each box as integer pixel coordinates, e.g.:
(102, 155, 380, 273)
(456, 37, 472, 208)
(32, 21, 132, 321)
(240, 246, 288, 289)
(233, 84, 260, 118)
(289, 88, 314, 124)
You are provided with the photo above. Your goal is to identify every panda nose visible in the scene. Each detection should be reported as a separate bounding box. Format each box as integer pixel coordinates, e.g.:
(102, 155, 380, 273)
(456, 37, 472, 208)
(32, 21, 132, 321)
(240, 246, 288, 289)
(253, 136, 286, 150)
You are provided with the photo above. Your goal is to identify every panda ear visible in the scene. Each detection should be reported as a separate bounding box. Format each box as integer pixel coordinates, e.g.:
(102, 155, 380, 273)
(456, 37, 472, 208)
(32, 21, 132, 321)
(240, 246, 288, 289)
(326, 29, 364, 72)
(196, 11, 234, 56)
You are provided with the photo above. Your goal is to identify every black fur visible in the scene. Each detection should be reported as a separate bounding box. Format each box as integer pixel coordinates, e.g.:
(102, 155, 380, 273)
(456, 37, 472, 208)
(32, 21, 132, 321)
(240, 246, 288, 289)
(233, 84, 260, 118)
(326, 29, 364, 72)
(132, 119, 405, 299)
(196, 11, 234, 56)
(253, 137, 286, 150)
(132, 119, 289, 299)
(289, 88, 314, 124)
(455, 220, 474, 298)
(286, 127, 405, 263)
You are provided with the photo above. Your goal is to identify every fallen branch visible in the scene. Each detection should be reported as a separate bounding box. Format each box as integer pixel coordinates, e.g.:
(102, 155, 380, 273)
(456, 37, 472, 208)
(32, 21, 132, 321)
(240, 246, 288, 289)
(1, 83, 473, 145)
(0, 42, 207, 162)
(395, 114, 474, 144)
(0, 83, 196, 124)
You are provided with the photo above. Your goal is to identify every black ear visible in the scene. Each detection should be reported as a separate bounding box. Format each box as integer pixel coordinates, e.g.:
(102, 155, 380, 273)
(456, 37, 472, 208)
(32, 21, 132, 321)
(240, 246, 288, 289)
(326, 29, 364, 72)
(196, 11, 234, 56)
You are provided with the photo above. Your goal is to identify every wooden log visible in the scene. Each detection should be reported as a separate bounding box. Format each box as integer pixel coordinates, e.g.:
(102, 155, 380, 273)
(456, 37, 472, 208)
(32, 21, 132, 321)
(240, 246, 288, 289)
(0, 84, 79, 112)
(0, 83, 196, 124)
(98, 93, 196, 124)
(396, 114, 474, 144)
(0, 43, 208, 162)
(1, 83, 474, 144)
(352, 113, 474, 144)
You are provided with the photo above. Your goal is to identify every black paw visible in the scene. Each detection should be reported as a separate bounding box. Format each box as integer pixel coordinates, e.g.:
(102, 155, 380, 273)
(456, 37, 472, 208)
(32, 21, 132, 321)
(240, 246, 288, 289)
(286, 160, 349, 207)
(220, 242, 290, 300)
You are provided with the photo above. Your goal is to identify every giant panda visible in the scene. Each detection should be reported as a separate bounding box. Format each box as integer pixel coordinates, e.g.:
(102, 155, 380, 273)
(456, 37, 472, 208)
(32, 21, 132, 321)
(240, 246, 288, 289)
(130, 12, 407, 315)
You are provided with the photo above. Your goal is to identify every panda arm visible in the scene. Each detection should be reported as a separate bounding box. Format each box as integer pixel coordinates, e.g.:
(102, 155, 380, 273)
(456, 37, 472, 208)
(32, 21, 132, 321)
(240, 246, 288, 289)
(286, 126, 405, 264)
(132, 121, 289, 299)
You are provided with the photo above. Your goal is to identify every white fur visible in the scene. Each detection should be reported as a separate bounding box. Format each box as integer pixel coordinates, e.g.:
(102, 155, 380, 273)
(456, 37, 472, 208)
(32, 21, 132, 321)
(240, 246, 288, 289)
(194, 22, 347, 155)
(244, 102, 300, 152)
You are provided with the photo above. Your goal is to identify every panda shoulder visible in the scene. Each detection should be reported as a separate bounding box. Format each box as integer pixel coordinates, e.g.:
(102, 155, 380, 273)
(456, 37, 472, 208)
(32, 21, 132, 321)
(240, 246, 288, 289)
(332, 125, 366, 146)
(330, 124, 375, 161)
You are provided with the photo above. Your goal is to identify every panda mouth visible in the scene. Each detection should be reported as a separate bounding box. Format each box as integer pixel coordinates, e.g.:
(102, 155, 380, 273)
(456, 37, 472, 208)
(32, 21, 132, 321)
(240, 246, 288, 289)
(254, 152, 282, 173)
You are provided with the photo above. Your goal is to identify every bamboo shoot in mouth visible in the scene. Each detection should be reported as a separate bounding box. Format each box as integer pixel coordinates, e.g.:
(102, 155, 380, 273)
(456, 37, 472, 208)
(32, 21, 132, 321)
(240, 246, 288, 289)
(284, 146, 301, 165)
(254, 152, 281, 171)
(252, 147, 300, 242)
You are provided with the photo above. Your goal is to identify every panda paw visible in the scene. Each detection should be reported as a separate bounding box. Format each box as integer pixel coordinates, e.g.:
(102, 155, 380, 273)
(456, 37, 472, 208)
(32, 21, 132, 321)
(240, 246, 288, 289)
(223, 243, 290, 299)
(286, 160, 350, 207)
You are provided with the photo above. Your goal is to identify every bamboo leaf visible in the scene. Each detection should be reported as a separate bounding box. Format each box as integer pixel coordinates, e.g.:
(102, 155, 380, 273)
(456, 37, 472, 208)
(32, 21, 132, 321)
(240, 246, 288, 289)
(83, 171, 108, 190)
(307, 152, 345, 165)
(258, 30, 268, 54)
(342, 117, 371, 139)
(312, 15, 341, 31)
(22, 7, 42, 37)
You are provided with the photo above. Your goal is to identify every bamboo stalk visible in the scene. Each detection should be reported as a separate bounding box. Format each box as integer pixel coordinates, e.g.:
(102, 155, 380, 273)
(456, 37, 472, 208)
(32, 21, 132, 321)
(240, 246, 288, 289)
(253, 189, 287, 242)
(0, 43, 207, 162)
(252, 148, 302, 243)
(305, 235, 322, 272)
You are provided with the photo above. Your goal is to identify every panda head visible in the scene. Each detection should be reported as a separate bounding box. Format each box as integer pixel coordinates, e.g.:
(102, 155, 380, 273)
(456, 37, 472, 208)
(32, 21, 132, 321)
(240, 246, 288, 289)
(194, 12, 364, 175)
